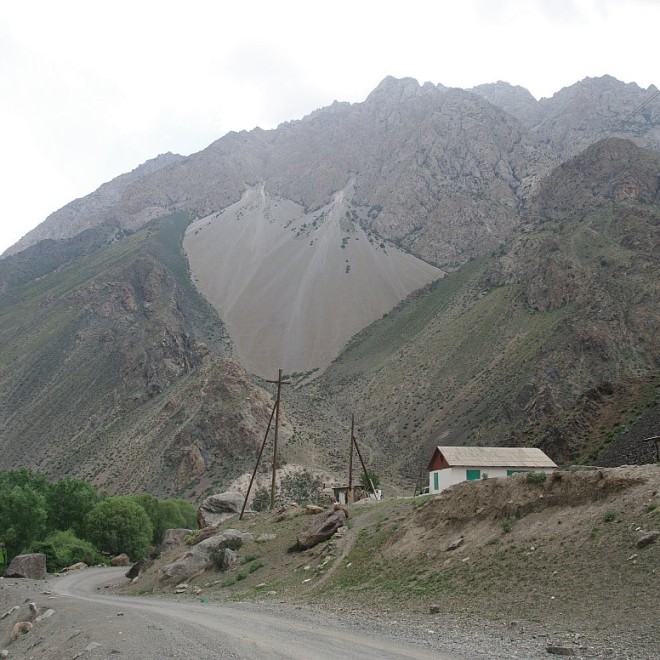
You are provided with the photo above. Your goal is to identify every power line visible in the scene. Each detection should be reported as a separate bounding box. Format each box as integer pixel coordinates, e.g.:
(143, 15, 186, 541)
(605, 87, 660, 140)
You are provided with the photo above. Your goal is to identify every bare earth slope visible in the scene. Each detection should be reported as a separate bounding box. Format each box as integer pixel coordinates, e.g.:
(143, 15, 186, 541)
(184, 183, 442, 377)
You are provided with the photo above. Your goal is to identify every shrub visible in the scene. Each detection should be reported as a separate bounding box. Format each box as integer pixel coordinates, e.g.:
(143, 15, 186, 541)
(31, 530, 102, 572)
(279, 471, 323, 505)
(252, 487, 271, 512)
(84, 496, 153, 560)
(209, 537, 244, 570)
(501, 517, 517, 533)
(602, 510, 618, 523)
(526, 471, 547, 484)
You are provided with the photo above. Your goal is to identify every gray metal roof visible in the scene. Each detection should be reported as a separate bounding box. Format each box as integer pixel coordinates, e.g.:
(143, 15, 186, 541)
(436, 446, 557, 468)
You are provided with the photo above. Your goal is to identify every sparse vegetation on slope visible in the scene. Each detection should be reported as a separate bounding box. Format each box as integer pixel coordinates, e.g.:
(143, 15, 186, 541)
(121, 465, 660, 658)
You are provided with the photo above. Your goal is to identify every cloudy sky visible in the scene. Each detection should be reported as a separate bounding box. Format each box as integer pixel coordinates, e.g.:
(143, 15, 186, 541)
(1, 0, 658, 254)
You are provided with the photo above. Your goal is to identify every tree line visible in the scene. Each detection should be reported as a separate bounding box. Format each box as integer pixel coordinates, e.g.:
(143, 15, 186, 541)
(0, 469, 196, 570)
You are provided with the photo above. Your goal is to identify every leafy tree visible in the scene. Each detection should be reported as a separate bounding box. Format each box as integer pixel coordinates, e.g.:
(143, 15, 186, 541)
(360, 471, 380, 491)
(0, 468, 49, 496)
(0, 484, 48, 560)
(131, 494, 196, 545)
(154, 499, 197, 542)
(46, 478, 99, 536)
(31, 530, 102, 572)
(84, 496, 153, 560)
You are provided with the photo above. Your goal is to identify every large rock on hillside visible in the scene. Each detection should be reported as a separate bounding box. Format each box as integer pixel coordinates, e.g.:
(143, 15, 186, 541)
(156, 529, 252, 588)
(197, 492, 245, 528)
(292, 508, 346, 551)
(4, 553, 47, 579)
(159, 528, 194, 554)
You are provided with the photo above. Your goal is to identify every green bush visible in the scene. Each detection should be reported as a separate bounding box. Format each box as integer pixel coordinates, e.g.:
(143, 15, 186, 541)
(279, 471, 323, 505)
(526, 471, 547, 484)
(132, 494, 197, 544)
(602, 510, 618, 523)
(31, 530, 102, 572)
(209, 537, 244, 570)
(252, 487, 271, 512)
(84, 496, 153, 560)
(501, 517, 517, 533)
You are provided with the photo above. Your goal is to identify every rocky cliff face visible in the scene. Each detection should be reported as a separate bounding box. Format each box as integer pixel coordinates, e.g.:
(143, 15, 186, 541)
(290, 138, 659, 480)
(0, 215, 281, 497)
(473, 75, 660, 161)
(4, 153, 186, 257)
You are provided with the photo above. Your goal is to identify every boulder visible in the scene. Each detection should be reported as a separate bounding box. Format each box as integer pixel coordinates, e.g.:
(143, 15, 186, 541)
(446, 537, 464, 551)
(126, 558, 153, 580)
(197, 492, 245, 528)
(276, 503, 302, 522)
(256, 533, 277, 543)
(157, 551, 208, 587)
(291, 508, 346, 551)
(305, 505, 324, 514)
(155, 529, 251, 588)
(110, 553, 130, 566)
(160, 528, 194, 553)
(4, 554, 47, 579)
(636, 530, 659, 548)
(62, 562, 88, 572)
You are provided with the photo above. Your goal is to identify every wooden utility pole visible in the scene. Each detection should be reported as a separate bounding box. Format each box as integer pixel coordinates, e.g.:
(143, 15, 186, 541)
(347, 414, 355, 504)
(266, 369, 290, 511)
(352, 422, 380, 500)
(239, 402, 277, 521)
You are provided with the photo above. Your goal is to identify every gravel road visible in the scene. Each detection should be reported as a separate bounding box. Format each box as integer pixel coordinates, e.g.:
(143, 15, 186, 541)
(2, 567, 459, 659)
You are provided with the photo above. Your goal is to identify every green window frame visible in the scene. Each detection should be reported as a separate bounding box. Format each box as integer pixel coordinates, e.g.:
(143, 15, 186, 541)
(433, 472, 439, 491)
(466, 469, 481, 480)
(506, 470, 530, 476)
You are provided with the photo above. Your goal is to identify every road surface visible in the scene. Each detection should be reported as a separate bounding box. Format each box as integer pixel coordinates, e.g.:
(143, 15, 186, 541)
(45, 567, 458, 659)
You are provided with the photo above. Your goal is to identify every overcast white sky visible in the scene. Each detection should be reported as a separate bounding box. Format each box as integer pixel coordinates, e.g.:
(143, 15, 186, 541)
(1, 0, 658, 254)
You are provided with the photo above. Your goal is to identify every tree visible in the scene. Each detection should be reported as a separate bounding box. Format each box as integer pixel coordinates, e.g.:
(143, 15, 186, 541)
(131, 494, 197, 545)
(154, 499, 196, 542)
(360, 471, 380, 491)
(46, 478, 99, 536)
(0, 484, 48, 560)
(84, 496, 153, 560)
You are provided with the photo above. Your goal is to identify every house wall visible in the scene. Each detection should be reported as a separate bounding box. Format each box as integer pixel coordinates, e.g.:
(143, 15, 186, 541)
(428, 450, 450, 471)
(429, 466, 555, 494)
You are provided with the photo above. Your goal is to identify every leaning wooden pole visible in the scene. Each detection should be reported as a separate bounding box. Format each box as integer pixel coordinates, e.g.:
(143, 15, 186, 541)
(352, 429, 377, 498)
(348, 414, 355, 504)
(270, 369, 283, 511)
(239, 401, 277, 521)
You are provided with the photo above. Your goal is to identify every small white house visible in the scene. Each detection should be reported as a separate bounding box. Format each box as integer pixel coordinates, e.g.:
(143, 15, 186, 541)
(428, 446, 557, 494)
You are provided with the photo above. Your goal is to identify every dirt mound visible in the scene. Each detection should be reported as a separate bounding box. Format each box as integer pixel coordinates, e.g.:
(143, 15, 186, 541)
(419, 465, 650, 526)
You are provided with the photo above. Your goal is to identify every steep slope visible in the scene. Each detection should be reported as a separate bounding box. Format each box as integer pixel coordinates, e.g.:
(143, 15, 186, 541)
(287, 138, 659, 483)
(473, 75, 660, 160)
(183, 183, 442, 377)
(0, 215, 276, 497)
(5, 77, 555, 270)
(4, 152, 185, 257)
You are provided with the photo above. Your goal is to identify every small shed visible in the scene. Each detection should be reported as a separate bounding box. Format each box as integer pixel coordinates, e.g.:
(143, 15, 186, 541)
(428, 446, 556, 494)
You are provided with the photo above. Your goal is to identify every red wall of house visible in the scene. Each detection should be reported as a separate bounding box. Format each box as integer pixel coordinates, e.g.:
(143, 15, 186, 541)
(428, 449, 450, 471)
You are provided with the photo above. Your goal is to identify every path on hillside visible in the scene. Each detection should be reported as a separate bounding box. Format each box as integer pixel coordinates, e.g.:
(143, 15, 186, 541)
(8, 567, 456, 659)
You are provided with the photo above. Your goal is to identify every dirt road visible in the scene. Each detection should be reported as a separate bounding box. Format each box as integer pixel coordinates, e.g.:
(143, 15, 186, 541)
(3, 567, 457, 659)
